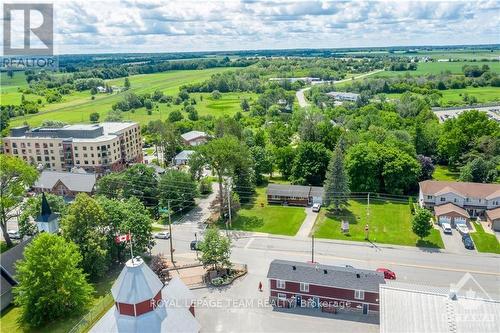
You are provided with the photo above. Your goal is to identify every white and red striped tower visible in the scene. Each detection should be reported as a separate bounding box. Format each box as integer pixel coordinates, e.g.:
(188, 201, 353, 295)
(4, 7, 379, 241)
(91, 257, 200, 332)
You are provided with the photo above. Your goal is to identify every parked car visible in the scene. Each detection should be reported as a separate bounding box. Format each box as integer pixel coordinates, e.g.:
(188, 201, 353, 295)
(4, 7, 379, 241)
(312, 203, 321, 212)
(376, 268, 397, 280)
(456, 224, 469, 236)
(154, 232, 170, 239)
(441, 222, 452, 234)
(190, 240, 201, 251)
(7, 229, 21, 239)
(462, 235, 475, 250)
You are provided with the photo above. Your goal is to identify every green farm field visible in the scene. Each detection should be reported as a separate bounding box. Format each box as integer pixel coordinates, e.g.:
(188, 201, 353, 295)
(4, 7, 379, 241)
(5, 68, 245, 127)
(386, 86, 500, 105)
(374, 61, 500, 77)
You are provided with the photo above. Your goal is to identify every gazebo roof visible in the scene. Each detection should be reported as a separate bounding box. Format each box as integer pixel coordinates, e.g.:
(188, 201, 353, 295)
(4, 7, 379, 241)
(111, 257, 163, 304)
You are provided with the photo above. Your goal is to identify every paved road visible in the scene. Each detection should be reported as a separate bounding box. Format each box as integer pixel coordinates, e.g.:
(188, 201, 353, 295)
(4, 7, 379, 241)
(154, 223, 499, 332)
(155, 223, 500, 296)
(295, 70, 384, 107)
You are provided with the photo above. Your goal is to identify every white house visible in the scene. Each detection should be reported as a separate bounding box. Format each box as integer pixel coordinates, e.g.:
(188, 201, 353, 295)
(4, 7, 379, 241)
(173, 150, 195, 166)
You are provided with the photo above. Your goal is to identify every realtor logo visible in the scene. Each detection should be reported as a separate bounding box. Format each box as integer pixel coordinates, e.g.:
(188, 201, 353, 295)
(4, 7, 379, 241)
(3, 3, 53, 55)
(450, 272, 493, 310)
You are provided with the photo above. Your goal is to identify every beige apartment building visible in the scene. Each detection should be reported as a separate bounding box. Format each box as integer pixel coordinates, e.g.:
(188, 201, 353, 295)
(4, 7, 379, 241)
(3, 122, 142, 174)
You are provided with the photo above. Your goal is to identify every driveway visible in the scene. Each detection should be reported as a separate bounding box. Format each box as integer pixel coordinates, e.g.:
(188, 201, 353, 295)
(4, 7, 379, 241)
(295, 207, 318, 238)
(438, 227, 471, 254)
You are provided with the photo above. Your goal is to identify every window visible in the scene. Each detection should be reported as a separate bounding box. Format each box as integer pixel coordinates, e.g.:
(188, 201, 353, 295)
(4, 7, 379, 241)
(454, 198, 457, 203)
(427, 195, 433, 200)
(277, 293, 286, 300)
(440, 197, 446, 202)
(354, 290, 365, 300)
(276, 280, 285, 289)
(300, 283, 309, 292)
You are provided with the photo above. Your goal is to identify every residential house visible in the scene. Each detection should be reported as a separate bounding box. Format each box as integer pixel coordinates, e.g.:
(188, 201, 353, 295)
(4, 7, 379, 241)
(266, 184, 324, 207)
(90, 257, 200, 332)
(380, 281, 500, 333)
(486, 207, 500, 231)
(33, 170, 97, 198)
(96, 86, 106, 93)
(434, 203, 470, 227)
(173, 150, 195, 166)
(267, 259, 385, 315)
(181, 131, 209, 146)
(1, 238, 32, 311)
(419, 180, 500, 218)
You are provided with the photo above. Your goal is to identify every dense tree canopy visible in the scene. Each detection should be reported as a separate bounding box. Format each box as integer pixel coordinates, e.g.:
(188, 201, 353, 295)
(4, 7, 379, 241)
(0, 156, 38, 246)
(14, 233, 93, 327)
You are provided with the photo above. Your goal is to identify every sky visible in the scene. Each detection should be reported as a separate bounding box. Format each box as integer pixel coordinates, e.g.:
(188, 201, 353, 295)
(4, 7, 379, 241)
(8, 0, 500, 54)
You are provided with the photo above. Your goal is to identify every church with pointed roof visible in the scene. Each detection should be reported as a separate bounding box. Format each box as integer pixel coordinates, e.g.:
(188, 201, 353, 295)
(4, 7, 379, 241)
(35, 193, 60, 234)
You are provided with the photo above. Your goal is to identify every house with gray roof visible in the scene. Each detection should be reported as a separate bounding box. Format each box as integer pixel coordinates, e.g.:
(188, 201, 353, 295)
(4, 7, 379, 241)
(181, 131, 210, 146)
(33, 170, 97, 198)
(1, 238, 32, 311)
(267, 184, 324, 206)
(267, 259, 385, 314)
(173, 150, 195, 166)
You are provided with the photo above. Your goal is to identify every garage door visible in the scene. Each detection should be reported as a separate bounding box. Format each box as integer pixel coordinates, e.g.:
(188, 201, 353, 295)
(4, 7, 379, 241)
(439, 216, 451, 224)
(454, 217, 466, 225)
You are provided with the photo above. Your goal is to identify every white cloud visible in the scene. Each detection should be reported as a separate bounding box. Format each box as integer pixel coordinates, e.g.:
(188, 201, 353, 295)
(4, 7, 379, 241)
(50, 0, 500, 54)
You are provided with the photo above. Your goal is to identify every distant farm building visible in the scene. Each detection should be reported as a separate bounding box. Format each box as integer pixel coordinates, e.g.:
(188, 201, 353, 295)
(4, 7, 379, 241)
(326, 91, 360, 102)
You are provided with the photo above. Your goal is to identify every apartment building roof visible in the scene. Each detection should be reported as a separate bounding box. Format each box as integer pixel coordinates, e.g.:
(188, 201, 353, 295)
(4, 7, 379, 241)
(419, 180, 500, 200)
(7, 122, 137, 140)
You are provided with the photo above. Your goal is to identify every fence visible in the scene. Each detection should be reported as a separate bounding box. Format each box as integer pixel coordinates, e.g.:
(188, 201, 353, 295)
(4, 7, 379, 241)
(68, 293, 114, 333)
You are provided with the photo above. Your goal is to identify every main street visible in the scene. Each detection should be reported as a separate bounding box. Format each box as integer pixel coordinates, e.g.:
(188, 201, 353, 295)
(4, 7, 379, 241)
(153, 222, 499, 332)
(154, 222, 500, 297)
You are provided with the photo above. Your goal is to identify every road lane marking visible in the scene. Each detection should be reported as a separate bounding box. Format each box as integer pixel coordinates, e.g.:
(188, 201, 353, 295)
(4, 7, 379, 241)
(235, 245, 500, 277)
(244, 237, 255, 250)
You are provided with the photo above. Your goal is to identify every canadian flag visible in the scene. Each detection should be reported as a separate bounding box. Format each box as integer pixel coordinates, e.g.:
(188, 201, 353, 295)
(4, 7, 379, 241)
(115, 233, 131, 244)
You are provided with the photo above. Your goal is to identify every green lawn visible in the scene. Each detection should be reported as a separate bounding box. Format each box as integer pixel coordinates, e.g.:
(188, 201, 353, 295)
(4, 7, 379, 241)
(313, 199, 444, 248)
(0, 267, 120, 333)
(433, 165, 461, 181)
(228, 187, 306, 236)
(8, 68, 243, 127)
(470, 222, 500, 254)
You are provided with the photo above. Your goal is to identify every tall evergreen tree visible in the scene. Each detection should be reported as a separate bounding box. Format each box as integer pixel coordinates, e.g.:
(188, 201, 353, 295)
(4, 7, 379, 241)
(323, 144, 350, 211)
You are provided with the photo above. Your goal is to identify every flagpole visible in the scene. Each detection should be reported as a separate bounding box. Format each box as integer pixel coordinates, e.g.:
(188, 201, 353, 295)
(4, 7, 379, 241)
(129, 231, 134, 263)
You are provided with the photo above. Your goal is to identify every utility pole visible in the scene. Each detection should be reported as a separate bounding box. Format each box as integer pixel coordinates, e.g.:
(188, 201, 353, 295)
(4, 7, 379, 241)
(227, 185, 232, 228)
(311, 235, 315, 263)
(166, 201, 174, 265)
